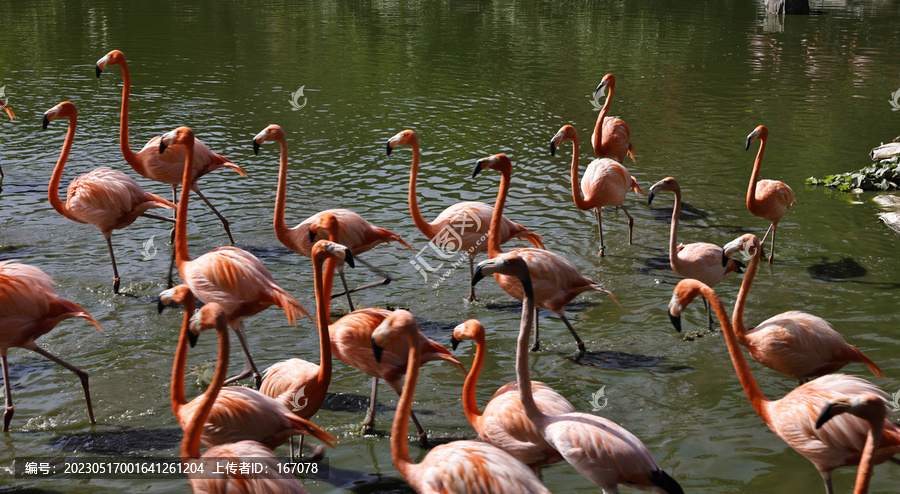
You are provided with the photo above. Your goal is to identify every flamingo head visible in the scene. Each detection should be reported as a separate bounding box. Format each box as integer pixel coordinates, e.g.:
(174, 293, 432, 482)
(472, 255, 533, 300)
(308, 211, 338, 243)
(647, 176, 679, 205)
(668, 279, 708, 333)
(450, 319, 485, 351)
(815, 393, 887, 429)
(159, 126, 194, 154)
(371, 309, 419, 363)
(594, 74, 615, 100)
(549, 125, 577, 157)
(472, 154, 512, 179)
(722, 234, 760, 267)
(252, 124, 285, 155)
(187, 302, 228, 347)
(42, 101, 76, 129)
(312, 240, 355, 269)
(95, 49, 126, 78)
(745, 125, 768, 150)
(386, 129, 418, 156)
(157, 284, 193, 314)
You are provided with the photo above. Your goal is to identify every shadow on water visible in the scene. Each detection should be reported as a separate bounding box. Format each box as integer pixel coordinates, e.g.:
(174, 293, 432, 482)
(320, 392, 433, 418)
(806, 256, 867, 281)
(50, 426, 181, 455)
(237, 244, 302, 264)
(310, 463, 414, 493)
(0, 245, 36, 260)
(0, 488, 65, 494)
(648, 202, 709, 223)
(566, 351, 692, 373)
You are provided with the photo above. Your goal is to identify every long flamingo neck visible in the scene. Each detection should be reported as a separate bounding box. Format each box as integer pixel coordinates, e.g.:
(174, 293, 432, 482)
(698, 285, 769, 420)
(732, 248, 761, 344)
(117, 60, 139, 166)
(174, 142, 195, 268)
(181, 323, 230, 459)
(391, 330, 421, 478)
(461, 333, 486, 428)
(569, 135, 590, 210)
(273, 137, 292, 246)
(171, 295, 197, 416)
(515, 286, 543, 422)
(667, 187, 683, 271)
(47, 115, 79, 222)
(747, 137, 766, 211)
(407, 141, 436, 239)
(854, 421, 882, 494)
(592, 86, 613, 155)
(487, 167, 510, 257)
(312, 253, 333, 385)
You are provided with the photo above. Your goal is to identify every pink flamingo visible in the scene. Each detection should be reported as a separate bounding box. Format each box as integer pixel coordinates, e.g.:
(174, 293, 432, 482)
(43, 101, 176, 293)
(480, 255, 684, 493)
(0, 260, 102, 431)
(253, 123, 413, 310)
(371, 309, 551, 494)
(669, 278, 900, 494)
(745, 125, 794, 263)
(551, 124, 645, 256)
(179, 300, 335, 494)
(591, 74, 636, 164)
(472, 154, 618, 353)
(387, 129, 544, 301)
(648, 176, 743, 330)
(450, 318, 574, 473)
(96, 49, 246, 245)
(161, 126, 310, 389)
(724, 233, 884, 384)
(817, 394, 892, 494)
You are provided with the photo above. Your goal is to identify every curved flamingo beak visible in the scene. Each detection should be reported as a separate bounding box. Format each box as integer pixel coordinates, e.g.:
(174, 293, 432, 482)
(450, 335, 461, 351)
(42, 115, 50, 130)
(386, 141, 393, 156)
(669, 312, 682, 333)
(745, 129, 761, 150)
(372, 340, 384, 363)
(159, 138, 169, 154)
(253, 140, 261, 155)
(472, 159, 487, 178)
(815, 399, 851, 429)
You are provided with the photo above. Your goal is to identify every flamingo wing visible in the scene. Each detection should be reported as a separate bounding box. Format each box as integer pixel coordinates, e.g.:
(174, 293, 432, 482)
(580, 159, 632, 209)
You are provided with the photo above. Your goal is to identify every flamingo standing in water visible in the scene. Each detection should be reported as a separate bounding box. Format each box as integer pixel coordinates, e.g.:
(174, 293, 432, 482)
(96, 49, 246, 245)
(450, 318, 574, 473)
(0, 260, 102, 431)
(482, 255, 684, 492)
(179, 301, 336, 494)
(668, 279, 900, 494)
(44, 101, 176, 294)
(371, 310, 551, 494)
(550, 124, 644, 256)
(252, 124, 413, 310)
(387, 129, 544, 301)
(591, 74, 636, 164)
(745, 125, 794, 263)
(648, 176, 743, 330)
(472, 154, 618, 353)
(817, 394, 893, 494)
(724, 233, 884, 384)
(161, 126, 310, 389)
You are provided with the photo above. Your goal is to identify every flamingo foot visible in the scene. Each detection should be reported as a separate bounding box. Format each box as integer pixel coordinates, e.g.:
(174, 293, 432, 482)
(598, 245, 606, 257)
(3, 406, 13, 432)
(417, 430, 429, 447)
(113, 277, 121, 294)
(531, 341, 540, 352)
(223, 367, 253, 386)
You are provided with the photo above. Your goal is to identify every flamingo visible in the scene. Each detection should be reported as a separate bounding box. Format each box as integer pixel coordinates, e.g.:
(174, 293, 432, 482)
(724, 233, 884, 384)
(179, 300, 335, 494)
(817, 394, 892, 494)
(1, 98, 14, 120)
(96, 49, 246, 245)
(591, 74, 636, 164)
(252, 124, 413, 310)
(745, 125, 794, 264)
(478, 255, 684, 493)
(647, 176, 743, 330)
(371, 309, 552, 494)
(550, 124, 645, 256)
(260, 239, 353, 457)
(0, 260, 102, 431)
(668, 278, 900, 494)
(472, 154, 619, 353)
(387, 129, 544, 301)
(450, 318, 574, 473)
(43, 101, 176, 294)
(160, 126, 310, 389)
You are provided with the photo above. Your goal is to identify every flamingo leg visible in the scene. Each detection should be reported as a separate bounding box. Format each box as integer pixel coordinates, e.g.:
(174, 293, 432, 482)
(467, 256, 477, 302)
(622, 205, 635, 245)
(768, 224, 778, 264)
(595, 208, 606, 257)
(558, 312, 586, 354)
(759, 222, 774, 263)
(362, 376, 379, 432)
(387, 380, 428, 446)
(823, 474, 834, 494)
(166, 186, 178, 289)
(223, 325, 262, 389)
(531, 305, 541, 352)
(194, 188, 235, 245)
(703, 298, 714, 331)
(2, 354, 13, 431)
(31, 345, 94, 425)
(329, 256, 391, 304)
(337, 269, 355, 312)
(105, 236, 121, 294)
(140, 213, 176, 224)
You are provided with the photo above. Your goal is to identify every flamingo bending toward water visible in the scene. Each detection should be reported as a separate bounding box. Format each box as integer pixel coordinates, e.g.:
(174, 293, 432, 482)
(161, 126, 310, 389)
(253, 124, 413, 310)
(480, 255, 684, 493)
(550, 124, 644, 256)
(668, 279, 900, 494)
(0, 260, 102, 431)
(371, 310, 551, 494)
(648, 176, 743, 330)
(96, 49, 246, 245)
(472, 154, 618, 353)
(745, 125, 794, 263)
(44, 101, 175, 293)
(591, 74, 636, 164)
(724, 233, 883, 384)
(451, 318, 574, 473)
(387, 129, 544, 301)
(179, 300, 335, 494)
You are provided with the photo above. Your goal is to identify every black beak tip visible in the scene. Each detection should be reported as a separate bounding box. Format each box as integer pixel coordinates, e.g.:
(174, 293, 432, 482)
(721, 253, 729, 268)
(159, 141, 168, 154)
(95, 66, 103, 78)
(647, 192, 655, 205)
(386, 143, 393, 156)
(745, 137, 752, 151)
(42, 115, 50, 130)
(471, 267, 484, 287)
(253, 140, 261, 155)
(669, 313, 682, 333)
(308, 230, 317, 243)
(188, 330, 199, 348)
(157, 299, 166, 314)
(471, 162, 483, 179)
(815, 406, 833, 429)
(372, 341, 384, 363)
(344, 250, 355, 269)
(550, 142, 557, 156)
(450, 336, 460, 351)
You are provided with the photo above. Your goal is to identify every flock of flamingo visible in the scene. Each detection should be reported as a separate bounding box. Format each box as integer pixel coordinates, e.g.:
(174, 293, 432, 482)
(1, 50, 898, 494)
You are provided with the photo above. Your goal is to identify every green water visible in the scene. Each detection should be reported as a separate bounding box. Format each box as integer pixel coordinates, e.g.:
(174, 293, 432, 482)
(1, 1, 899, 492)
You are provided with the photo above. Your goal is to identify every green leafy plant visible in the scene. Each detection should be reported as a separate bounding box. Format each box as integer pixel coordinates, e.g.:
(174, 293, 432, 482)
(807, 156, 900, 192)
